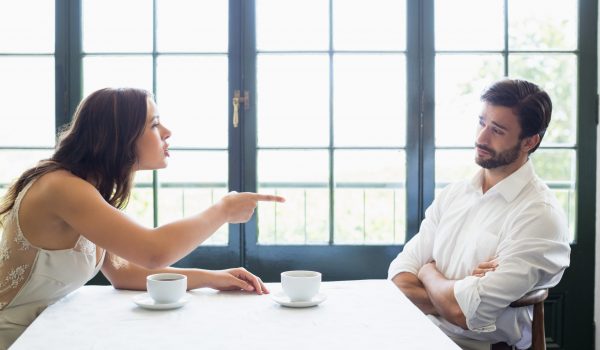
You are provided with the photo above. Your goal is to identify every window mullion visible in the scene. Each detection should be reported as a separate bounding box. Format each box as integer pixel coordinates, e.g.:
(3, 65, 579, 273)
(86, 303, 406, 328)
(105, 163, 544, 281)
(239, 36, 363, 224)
(55, 0, 82, 134)
(406, 0, 435, 239)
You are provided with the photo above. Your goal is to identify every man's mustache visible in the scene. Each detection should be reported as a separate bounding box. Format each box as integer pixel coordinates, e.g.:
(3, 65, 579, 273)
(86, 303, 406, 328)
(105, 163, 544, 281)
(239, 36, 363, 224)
(475, 143, 495, 155)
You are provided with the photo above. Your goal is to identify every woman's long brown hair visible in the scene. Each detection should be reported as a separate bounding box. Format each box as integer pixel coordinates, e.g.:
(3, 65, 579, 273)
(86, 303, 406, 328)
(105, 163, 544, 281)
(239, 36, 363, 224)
(0, 88, 151, 225)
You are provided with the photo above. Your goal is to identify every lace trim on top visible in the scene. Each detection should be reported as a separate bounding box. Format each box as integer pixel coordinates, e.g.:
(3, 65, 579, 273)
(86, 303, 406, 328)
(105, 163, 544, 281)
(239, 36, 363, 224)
(0, 181, 37, 308)
(0, 179, 97, 311)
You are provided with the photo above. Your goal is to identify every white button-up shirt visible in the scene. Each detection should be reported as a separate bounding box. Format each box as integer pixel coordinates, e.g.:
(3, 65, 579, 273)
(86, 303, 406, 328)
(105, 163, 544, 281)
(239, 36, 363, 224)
(388, 161, 571, 348)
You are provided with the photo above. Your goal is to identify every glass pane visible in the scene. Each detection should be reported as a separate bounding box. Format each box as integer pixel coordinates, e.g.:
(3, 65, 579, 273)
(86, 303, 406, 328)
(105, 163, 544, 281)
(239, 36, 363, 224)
(0, 57, 55, 147)
(256, 0, 328, 51)
(509, 0, 577, 50)
(531, 149, 575, 183)
(435, 54, 504, 147)
(509, 54, 577, 145)
(0, 150, 54, 185)
(0, 0, 54, 53)
(335, 150, 406, 244)
(257, 150, 329, 245)
(333, 0, 406, 51)
(334, 54, 406, 147)
(532, 149, 576, 241)
(124, 187, 154, 228)
(82, 0, 153, 53)
(159, 150, 227, 184)
(83, 56, 153, 97)
(156, 0, 227, 52)
(257, 54, 329, 147)
(158, 187, 228, 245)
(158, 150, 228, 245)
(435, 0, 503, 51)
(435, 149, 479, 190)
(157, 56, 228, 148)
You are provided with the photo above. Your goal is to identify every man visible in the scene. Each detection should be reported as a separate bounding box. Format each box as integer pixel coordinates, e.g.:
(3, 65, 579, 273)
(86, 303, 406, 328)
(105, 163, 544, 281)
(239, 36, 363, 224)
(388, 79, 571, 350)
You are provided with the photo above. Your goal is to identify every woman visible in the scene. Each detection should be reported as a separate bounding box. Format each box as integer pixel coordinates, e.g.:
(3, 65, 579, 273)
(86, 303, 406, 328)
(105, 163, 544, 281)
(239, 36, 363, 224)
(0, 88, 284, 347)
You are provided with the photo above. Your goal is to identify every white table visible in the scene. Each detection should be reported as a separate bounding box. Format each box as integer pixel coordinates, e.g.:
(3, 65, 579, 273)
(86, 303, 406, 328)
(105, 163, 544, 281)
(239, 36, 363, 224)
(11, 280, 460, 350)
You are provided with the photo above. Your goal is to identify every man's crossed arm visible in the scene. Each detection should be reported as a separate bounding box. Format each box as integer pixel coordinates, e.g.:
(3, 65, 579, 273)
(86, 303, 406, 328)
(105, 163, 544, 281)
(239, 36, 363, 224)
(392, 259, 498, 330)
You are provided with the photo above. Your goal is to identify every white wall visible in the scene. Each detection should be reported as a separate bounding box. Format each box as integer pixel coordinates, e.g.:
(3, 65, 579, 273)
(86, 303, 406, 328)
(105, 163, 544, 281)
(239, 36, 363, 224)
(594, 4, 600, 349)
(594, 114, 600, 349)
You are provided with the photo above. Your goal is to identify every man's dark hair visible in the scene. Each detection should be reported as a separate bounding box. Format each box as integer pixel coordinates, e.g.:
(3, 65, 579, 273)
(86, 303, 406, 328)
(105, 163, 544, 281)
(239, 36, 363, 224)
(481, 78, 552, 154)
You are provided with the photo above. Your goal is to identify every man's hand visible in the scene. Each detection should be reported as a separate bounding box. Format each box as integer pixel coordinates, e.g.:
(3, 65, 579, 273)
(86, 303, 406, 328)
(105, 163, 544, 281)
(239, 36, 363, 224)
(471, 257, 498, 277)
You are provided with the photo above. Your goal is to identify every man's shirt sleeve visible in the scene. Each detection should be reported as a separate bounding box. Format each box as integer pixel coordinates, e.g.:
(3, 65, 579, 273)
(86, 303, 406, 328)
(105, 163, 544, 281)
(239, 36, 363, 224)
(387, 185, 451, 279)
(453, 204, 571, 332)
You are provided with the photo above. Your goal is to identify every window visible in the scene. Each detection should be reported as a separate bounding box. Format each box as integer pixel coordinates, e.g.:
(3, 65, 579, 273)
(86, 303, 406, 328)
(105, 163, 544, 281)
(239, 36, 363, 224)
(255, 0, 407, 245)
(434, 0, 578, 239)
(81, 0, 230, 245)
(0, 0, 54, 203)
(0, 0, 594, 278)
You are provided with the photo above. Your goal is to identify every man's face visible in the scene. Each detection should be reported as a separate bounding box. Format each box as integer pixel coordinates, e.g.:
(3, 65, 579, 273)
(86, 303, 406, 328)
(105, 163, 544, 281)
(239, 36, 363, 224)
(474, 103, 525, 169)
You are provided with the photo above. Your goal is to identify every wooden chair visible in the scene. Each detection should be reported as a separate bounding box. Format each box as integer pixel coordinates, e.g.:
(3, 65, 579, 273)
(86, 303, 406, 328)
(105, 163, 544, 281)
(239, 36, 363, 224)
(491, 288, 548, 350)
(511, 289, 548, 350)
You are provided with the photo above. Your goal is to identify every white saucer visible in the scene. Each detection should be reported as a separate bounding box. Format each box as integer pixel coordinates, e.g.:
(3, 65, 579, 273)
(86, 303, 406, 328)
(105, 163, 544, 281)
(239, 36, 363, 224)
(133, 293, 189, 310)
(271, 291, 327, 308)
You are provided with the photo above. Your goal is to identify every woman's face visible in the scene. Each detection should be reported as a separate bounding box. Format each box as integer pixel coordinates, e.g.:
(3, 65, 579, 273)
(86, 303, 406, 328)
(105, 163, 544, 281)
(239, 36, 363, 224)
(135, 98, 171, 171)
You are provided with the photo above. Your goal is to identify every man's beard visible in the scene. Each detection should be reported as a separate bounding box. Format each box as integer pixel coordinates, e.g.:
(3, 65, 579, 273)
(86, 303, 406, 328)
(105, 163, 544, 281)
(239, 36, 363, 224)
(475, 141, 522, 169)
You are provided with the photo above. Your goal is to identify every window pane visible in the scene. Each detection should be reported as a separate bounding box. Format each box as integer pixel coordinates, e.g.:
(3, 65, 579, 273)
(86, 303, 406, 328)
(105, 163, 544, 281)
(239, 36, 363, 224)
(156, 0, 227, 52)
(83, 56, 153, 96)
(124, 187, 154, 228)
(0, 150, 53, 185)
(0, 0, 54, 53)
(158, 150, 228, 245)
(257, 54, 329, 147)
(335, 150, 406, 244)
(435, 54, 503, 147)
(257, 150, 329, 245)
(0, 57, 55, 147)
(435, 149, 479, 191)
(124, 171, 154, 227)
(509, 0, 577, 50)
(158, 187, 228, 245)
(82, 0, 153, 53)
(157, 55, 228, 148)
(256, 0, 328, 51)
(334, 54, 406, 147)
(509, 54, 577, 145)
(159, 150, 227, 184)
(333, 0, 406, 51)
(531, 149, 576, 241)
(435, 0, 504, 51)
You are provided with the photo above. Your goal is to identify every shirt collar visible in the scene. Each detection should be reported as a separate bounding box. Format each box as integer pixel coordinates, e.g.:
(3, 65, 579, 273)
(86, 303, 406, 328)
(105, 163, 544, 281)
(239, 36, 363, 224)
(469, 160, 536, 202)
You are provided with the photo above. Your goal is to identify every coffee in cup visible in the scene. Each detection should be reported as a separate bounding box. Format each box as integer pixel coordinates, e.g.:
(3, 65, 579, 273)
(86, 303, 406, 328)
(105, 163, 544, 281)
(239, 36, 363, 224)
(281, 270, 321, 302)
(146, 273, 187, 304)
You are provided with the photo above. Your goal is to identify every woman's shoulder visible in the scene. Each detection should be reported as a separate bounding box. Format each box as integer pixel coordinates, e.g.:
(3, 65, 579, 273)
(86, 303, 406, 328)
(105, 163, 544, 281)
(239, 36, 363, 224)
(34, 170, 96, 198)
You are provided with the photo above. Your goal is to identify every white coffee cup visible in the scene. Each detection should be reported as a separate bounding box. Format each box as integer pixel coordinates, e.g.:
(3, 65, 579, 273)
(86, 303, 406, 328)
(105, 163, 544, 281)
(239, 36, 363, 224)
(146, 273, 187, 304)
(281, 270, 321, 302)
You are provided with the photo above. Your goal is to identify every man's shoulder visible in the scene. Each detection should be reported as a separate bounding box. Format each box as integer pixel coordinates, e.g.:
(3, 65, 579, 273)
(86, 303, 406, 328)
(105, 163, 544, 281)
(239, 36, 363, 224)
(520, 175, 563, 209)
(507, 178, 569, 241)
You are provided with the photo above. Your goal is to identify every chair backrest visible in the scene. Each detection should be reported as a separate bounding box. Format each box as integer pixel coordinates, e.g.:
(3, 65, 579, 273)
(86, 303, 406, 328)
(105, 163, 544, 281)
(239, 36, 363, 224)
(510, 289, 548, 350)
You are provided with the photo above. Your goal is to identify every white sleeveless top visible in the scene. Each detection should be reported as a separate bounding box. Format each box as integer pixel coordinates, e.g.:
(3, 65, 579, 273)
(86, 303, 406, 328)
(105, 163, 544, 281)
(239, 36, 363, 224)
(0, 180, 105, 349)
